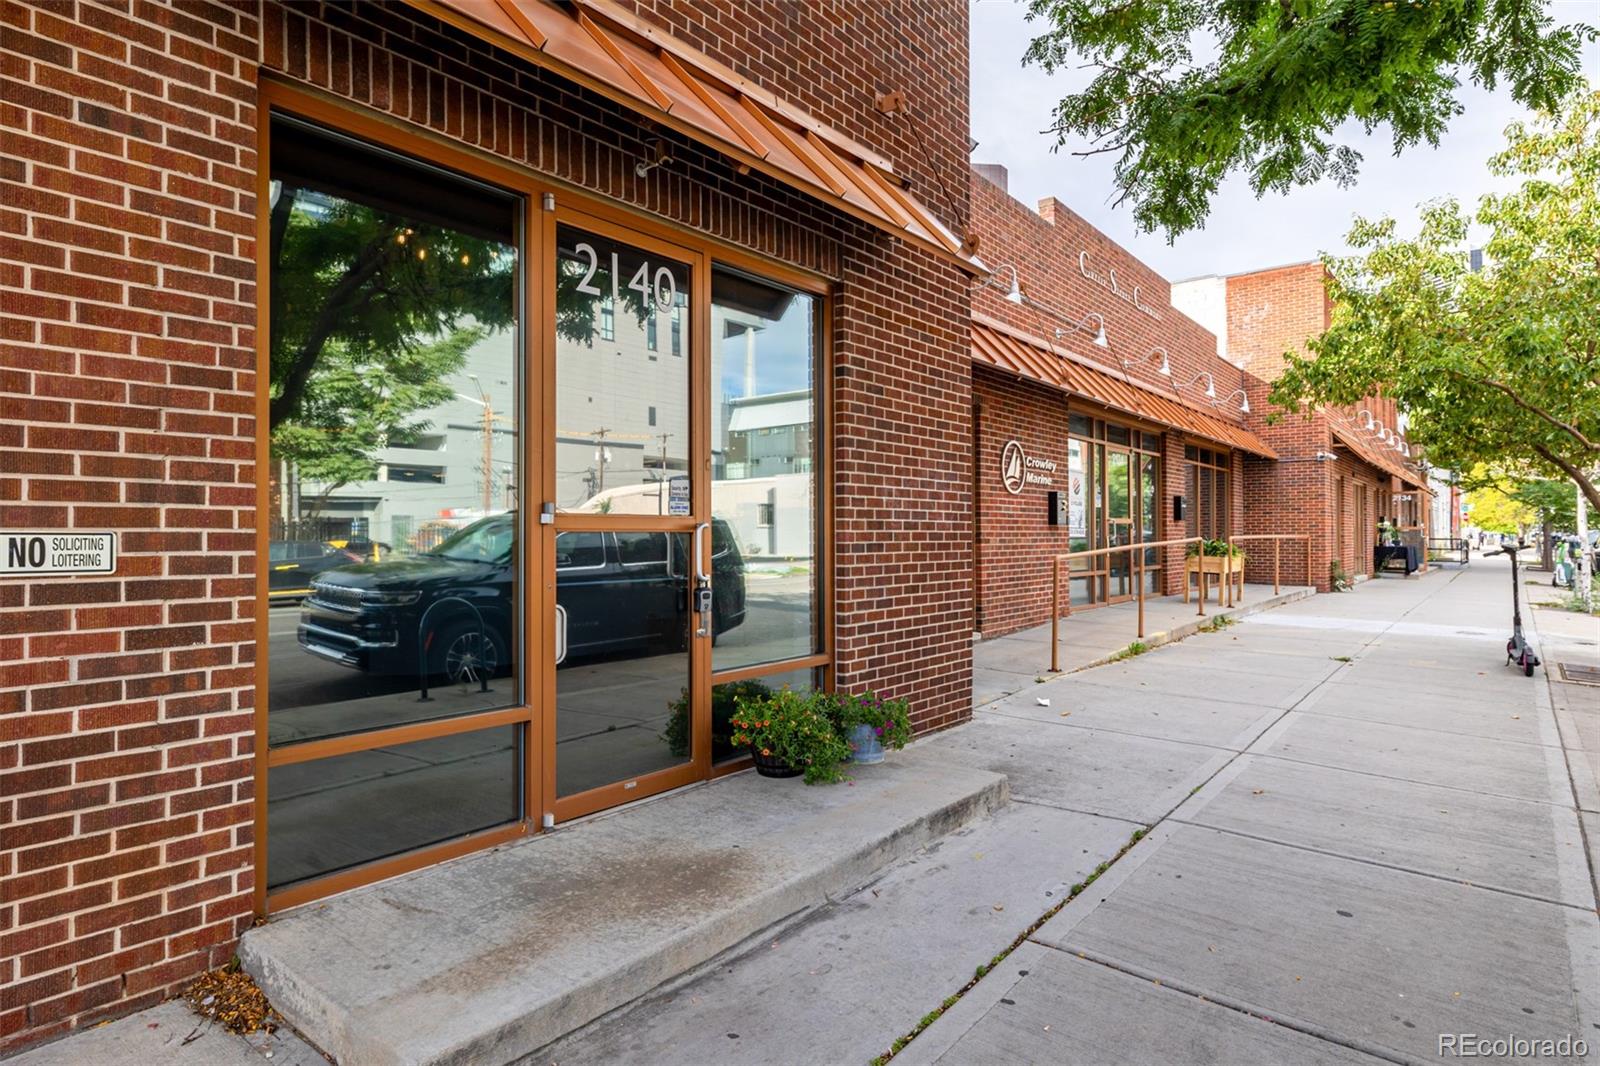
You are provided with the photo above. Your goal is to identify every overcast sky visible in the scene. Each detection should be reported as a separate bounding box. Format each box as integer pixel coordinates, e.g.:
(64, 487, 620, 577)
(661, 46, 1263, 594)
(969, 0, 1600, 282)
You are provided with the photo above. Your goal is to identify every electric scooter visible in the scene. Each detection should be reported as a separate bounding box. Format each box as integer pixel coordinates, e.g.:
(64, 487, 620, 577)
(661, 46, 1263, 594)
(1498, 543, 1540, 677)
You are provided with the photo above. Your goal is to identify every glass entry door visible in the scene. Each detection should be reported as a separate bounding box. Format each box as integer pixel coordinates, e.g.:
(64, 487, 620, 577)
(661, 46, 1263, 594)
(1106, 449, 1134, 601)
(545, 214, 706, 820)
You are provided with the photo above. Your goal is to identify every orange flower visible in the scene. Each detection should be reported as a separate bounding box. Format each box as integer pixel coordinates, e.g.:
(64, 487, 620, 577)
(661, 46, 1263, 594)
(760, 748, 771, 756)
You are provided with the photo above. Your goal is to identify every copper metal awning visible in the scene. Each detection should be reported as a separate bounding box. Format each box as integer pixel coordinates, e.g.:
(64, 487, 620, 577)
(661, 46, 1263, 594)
(1330, 423, 1427, 489)
(407, 0, 981, 273)
(972, 320, 1278, 459)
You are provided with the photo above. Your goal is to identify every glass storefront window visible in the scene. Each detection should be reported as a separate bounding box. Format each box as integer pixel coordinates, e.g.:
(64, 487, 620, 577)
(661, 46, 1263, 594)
(709, 267, 820, 672)
(266, 117, 522, 751)
(267, 727, 520, 889)
(554, 225, 692, 514)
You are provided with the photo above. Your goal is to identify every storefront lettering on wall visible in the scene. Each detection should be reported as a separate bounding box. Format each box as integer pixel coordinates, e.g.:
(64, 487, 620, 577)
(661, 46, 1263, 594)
(1079, 252, 1163, 321)
(1001, 440, 1056, 494)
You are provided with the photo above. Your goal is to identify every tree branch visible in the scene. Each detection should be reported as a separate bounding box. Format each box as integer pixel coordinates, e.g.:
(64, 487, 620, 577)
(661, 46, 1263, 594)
(270, 232, 398, 426)
(1530, 444, 1600, 514)
(1444, 367, 1600, 452)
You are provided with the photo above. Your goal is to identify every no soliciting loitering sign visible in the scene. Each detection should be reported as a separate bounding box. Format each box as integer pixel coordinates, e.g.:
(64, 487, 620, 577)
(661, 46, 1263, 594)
(2, 530, 118, 576)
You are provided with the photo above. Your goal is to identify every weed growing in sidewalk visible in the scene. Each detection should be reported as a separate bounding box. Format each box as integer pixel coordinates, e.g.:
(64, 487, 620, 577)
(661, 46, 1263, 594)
(1198, 615, 1238, 633)
(870, 826, 1151, 1065)
(1330, 655, 1353, 662)
(1110, 640, 1149, 662)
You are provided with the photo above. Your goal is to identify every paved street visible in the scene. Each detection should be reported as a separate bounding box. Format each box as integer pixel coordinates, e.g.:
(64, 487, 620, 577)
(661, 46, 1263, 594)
(544, 557, 1599, 1065)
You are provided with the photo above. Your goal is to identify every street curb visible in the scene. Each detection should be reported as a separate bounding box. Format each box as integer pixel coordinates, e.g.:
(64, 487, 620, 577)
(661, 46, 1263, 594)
(1059, 586, 1317, 676)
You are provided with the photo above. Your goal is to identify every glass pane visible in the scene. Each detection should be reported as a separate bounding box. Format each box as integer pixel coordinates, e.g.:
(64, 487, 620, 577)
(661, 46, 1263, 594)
(1069, 576, 1095, 606)
(555, 225, 692, 513)
(710, 268, 818, 671)
(1066, 439, 1089, 561)
(266, 118, 520, 749)
(1068, 413, 1092, 438)
(267, 725, 519, 889)
(1141, 455, 1159, 542)
(556, 533, 691, 797)
(1107, 451, 1131, 597)
(1105, 422, 1131, 446)
(709, 667, 819, 764)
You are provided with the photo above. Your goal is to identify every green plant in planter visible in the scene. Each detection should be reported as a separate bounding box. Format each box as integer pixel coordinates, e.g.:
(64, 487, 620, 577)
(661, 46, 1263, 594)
(730, 688, 851, 784)
(661, 678, 775, 759)
(1185, 538, 1245, 560)
(829, 691, 913, 751)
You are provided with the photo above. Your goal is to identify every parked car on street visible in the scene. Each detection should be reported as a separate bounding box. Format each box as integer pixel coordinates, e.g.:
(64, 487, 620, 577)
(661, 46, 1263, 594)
(296, 513, 746, 683)
(268, 540, 369, 602)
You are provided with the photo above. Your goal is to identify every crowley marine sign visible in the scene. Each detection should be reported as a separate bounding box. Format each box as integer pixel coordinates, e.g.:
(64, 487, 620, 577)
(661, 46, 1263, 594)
(1000, 441, 1056, 494)
(1, 530, 118, 576)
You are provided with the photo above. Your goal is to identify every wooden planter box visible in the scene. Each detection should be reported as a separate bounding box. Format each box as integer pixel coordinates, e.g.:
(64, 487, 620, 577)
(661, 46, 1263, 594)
(1184, 553, 1245, 605)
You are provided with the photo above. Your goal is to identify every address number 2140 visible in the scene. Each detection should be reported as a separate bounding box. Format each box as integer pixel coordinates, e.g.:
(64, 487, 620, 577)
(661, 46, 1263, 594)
(572, 242, 678, 312)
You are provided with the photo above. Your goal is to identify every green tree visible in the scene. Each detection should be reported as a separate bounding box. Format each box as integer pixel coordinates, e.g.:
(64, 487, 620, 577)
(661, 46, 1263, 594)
(1514, 478, 1577, 532)
(272, 328, 483, 517)
(269, 188, 516, 428)
(1023, 0, 1595, 236)
(1462, 469, 1534, 533)
(1269, 88, 1600, 513)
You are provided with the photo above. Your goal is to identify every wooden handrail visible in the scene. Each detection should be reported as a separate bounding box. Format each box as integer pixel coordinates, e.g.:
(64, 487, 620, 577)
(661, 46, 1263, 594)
(1048, 532, 1315, 672)
(1051, 536, 1206, 672)
(1223, 533, 1314, 605)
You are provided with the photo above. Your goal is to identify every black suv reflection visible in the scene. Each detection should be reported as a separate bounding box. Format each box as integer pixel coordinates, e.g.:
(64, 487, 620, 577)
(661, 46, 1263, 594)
(297, 513, 746, 682)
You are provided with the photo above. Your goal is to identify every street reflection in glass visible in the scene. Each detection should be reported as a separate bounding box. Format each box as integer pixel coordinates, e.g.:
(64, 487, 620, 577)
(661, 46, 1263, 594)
(266, 117, 521, 752)
(710, 268, 819, 671)
(553, 225, 692, 514)
(555, 532, 702, 796)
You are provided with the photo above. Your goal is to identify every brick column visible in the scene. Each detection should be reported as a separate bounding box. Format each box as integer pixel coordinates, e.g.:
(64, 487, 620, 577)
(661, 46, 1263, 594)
(1, 1, 260, 1049)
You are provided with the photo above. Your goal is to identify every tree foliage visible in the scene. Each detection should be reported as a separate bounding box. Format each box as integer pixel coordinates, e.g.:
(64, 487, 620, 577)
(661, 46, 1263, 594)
(1269, 88, 1600, 513)
(272, 328, 482, 516)
(1023, 0, 1596, 237)
(1461, 467, 1534, 533)
(269, 187, 516, 428)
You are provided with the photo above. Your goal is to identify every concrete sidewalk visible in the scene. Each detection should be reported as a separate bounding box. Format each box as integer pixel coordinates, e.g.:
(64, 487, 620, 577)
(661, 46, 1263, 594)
(974, 581, 1315, 708)
(550, 558, 1598, 1065)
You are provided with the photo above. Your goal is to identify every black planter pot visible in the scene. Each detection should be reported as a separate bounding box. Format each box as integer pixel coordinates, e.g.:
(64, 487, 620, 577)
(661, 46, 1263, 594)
(750, 748, 803, 778)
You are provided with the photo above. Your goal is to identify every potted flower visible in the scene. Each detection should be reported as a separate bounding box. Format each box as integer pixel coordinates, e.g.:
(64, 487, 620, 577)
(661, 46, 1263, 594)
(729, 689, 851, 784)
(1184, 538, 1245, 604)
(829, 691, 912, 765)
(662, 678, 774, 760)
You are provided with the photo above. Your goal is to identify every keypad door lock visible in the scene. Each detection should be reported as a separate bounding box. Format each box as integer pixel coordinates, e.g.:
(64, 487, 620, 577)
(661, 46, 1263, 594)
(695, 582, 714, 636)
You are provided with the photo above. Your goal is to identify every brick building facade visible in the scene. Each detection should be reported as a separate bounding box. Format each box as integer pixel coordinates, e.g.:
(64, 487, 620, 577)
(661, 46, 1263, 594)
(1176, 262, 1429, 592)
(968, 167, 1267, 637)
(1, 0, 973, 1048)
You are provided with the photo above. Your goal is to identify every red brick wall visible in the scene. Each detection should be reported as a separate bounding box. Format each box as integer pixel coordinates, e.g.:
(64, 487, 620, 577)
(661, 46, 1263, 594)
(972, 367, 1072, 636)
(1224, 263, 1407, 590)
(1, 0, 260, 1050)
(966, 170, 1253, 630)
(3, 0, 972, 1047)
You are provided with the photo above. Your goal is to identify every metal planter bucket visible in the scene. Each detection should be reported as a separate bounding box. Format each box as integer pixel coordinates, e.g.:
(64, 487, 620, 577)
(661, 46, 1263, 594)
(848, 723, 884, 764)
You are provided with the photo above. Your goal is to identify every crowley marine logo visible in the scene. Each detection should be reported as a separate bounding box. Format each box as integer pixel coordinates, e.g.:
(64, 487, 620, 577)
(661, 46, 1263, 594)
(1001, 441, 1058, 494)
(1001, 440, 1027, 495)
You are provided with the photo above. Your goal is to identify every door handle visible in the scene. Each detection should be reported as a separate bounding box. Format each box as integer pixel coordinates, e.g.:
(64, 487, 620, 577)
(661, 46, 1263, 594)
(554, 603, 568, 666)
(693, 522, 710, 582)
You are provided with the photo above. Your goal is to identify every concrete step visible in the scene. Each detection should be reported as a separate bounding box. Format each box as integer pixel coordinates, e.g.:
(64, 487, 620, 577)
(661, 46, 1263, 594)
(239, 749, 1008, 1066)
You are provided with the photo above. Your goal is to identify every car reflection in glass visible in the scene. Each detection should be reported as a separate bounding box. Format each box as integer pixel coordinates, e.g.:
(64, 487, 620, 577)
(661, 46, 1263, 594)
(297, 513, 745, 684)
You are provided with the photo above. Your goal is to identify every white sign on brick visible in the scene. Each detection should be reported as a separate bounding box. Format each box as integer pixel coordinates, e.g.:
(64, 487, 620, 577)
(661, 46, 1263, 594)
(1, 530, 118, 576)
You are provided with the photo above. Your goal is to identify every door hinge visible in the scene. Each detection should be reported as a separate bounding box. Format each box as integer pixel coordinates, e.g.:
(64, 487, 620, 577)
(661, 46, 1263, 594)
(542, 192, 555, 211)
(539, 502, 555, 525)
